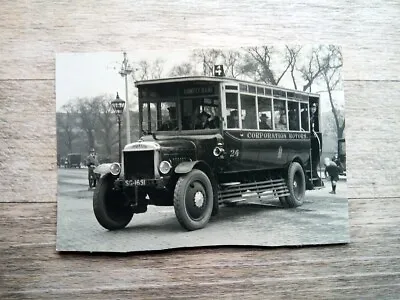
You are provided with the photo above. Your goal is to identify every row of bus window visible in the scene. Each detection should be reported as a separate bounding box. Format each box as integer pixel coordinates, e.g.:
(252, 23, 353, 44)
(225, 93, 310, 131)
(237, 84, 310, 101)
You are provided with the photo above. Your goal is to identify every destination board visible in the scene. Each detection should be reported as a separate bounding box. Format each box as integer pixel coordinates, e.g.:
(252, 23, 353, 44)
(180, 85, 216, 97)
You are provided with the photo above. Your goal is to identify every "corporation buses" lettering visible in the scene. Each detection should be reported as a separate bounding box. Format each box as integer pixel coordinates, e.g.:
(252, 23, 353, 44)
(246, 132, 308, 139)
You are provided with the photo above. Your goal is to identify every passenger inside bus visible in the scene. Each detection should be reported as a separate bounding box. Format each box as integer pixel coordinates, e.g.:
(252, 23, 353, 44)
(227, 109, 239, 128)
(310, 102, 319, 131)
(275, 111, 288, 130)
(288, 109, 300, 131)
(259, 113, 271, 129)
(240, 95, 257, 129)
(273, 99, 287, 131)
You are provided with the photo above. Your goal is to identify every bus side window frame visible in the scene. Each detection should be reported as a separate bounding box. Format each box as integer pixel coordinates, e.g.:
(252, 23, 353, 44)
(257, 95, 273, 131)
(224, 89, 240, 130)
(300, 102, 310, 132)
(288, 100, 301, 131)
(240, 93, 257, 130)
(273, 97, 288, 131)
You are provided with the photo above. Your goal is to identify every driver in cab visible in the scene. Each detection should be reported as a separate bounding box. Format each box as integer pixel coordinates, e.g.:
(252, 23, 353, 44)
(195, 111, 212, 129)
(159, 106, 178, 131)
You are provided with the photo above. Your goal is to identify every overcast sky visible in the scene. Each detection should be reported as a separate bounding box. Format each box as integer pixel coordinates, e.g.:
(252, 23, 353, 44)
(56, 50, 191, 111)
(56, 47, 344, 113)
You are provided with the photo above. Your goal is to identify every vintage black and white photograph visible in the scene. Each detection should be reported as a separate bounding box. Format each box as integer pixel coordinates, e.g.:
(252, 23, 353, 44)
(56, 45, 348, 253)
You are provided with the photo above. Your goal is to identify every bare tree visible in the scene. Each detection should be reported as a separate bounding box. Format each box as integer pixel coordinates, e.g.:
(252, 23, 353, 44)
(169, 62, 196, 77)
(135, 60, 150, 80)
(192, 49, 222, 76)
(285, 45, 302, 90)
(319, 46, 345, 142)
(131, 58, 166, 81)
(298, 46, 332, 92)
(75, 97, 100, 151)
(57, 103, 79, 154)
(150, 59, 165, 79)
(242, 46, 291, 85)
(95, 95, 119, 159)
(221, 50, 243, 78)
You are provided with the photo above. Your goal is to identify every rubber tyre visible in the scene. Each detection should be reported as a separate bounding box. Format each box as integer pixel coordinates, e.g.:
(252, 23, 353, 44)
(173, 169, 214, 231)
(93, 175, 133, 230)
(280, 162, 306, 208)
(89, 174, 95, 188)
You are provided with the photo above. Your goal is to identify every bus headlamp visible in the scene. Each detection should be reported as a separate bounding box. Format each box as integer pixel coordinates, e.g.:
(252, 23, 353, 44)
(110, 163, 121, 176)
(159, 160, 172, 174)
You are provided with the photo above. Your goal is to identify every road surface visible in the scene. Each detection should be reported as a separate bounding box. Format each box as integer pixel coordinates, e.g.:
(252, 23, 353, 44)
(56, 168, 349, 253)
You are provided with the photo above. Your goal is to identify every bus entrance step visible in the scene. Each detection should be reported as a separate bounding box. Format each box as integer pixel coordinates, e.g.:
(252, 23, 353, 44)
(220, 182, 241, 187)
(222, 199, 283, 208)
(223, 199, 246, 204)
(241, 201, 282, 208)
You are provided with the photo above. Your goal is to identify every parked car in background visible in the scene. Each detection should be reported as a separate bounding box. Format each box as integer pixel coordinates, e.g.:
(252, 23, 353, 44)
(66, 153, 82, 168)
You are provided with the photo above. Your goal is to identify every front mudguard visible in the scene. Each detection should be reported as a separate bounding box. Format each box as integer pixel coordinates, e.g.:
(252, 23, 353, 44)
(174, 160, 219, 216)
(174, 161, 198, 174)
(93, 163, 115, 178)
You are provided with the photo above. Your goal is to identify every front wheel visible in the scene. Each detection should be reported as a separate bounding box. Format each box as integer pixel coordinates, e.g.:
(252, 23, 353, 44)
(280, 162, 306, 208)
(173, 169, 214, 231)
(93, 175, 133, 230)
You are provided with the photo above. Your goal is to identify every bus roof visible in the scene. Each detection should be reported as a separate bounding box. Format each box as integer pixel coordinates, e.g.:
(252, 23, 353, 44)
(134, 76, 320, 97)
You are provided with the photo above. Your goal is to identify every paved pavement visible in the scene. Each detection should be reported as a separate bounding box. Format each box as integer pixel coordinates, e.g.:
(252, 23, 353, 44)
(56, 168, 349, 253)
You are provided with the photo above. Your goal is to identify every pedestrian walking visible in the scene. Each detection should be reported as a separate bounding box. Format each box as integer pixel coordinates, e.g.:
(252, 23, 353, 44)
(324, 157, 340, 194)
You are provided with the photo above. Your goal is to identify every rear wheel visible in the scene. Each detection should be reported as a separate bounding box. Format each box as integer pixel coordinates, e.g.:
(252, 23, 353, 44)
(173, 169, 214, 231)
(280, 162, 306, 208)
(93, 175, 133, 230)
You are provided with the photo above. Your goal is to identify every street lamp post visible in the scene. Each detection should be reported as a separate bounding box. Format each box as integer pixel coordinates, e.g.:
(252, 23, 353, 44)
(111, 93, 126, 163)
(119, 52, 133, 145)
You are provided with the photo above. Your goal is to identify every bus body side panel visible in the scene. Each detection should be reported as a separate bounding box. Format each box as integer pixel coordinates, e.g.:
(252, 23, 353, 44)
(222, 130, 247, 172)
(223, 130, 276, 171)
(222, 130, 310, 172)
(284, 139, 311, 168)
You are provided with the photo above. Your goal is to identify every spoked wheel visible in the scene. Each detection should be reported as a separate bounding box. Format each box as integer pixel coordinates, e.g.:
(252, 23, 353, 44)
(280, 162, 306, 208)
(93, 174, 133, 230)
(173, 169, 214, 231)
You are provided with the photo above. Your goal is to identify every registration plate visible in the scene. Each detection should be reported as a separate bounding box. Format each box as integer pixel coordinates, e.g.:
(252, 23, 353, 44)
(125, 179, 146, 186)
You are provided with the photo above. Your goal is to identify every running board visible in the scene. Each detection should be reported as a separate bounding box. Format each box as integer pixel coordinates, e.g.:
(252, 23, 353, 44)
(218, 178, 290, 204)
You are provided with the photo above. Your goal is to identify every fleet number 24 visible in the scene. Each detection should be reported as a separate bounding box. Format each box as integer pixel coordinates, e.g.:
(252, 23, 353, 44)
(229, 149, 240, 157)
